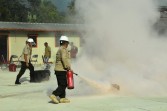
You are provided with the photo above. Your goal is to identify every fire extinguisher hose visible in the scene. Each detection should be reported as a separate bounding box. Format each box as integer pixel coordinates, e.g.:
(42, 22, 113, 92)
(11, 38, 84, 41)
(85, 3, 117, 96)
(73, 72, 78, 76)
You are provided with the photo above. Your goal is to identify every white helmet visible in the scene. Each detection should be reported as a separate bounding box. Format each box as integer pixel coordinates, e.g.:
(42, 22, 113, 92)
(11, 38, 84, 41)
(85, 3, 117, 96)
(27, 38, 36, 45)
(27, 38, 34, 43)
(59, 36, 69, 42)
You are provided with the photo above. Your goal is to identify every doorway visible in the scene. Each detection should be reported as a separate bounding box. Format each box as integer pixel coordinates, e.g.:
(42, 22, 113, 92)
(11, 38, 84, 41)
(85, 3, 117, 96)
(0, 35, 8, 64)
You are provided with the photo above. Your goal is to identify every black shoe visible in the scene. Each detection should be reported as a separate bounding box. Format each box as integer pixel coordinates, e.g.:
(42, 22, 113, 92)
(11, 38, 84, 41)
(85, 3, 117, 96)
(15, 81, 21, 85)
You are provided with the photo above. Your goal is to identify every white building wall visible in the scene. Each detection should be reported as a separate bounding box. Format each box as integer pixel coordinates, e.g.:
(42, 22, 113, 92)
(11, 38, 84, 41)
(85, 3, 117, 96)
(9, 32, 27, 59)
(9, 31, 81, 65)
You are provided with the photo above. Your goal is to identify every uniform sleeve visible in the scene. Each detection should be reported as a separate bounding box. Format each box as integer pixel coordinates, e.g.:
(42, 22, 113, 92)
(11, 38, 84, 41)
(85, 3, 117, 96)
(60, 48, 70, 69)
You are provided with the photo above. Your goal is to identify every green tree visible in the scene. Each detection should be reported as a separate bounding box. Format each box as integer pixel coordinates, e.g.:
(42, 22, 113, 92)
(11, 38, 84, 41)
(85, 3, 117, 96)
(0, 0, 28, 22)
(66, 0, 83, 23)
(0, 0, 65, 23)
(27, 0, 41, 22)
(36, 0, 64, 23)
(68, 0, 76, 15)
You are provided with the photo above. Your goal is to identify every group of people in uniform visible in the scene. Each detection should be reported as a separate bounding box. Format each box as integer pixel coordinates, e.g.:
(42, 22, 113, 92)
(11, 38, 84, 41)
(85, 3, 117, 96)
(15, 35, 74, 103)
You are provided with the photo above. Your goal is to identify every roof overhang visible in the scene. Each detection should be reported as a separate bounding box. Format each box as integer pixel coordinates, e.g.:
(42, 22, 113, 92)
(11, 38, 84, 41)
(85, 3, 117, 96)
(0, 22, 84, 32)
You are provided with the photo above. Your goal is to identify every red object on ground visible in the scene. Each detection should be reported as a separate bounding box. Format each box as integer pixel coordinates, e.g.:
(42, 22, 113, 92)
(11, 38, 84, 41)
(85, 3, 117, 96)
(67, 70, 74, 89)
(9, 64, 16, 72)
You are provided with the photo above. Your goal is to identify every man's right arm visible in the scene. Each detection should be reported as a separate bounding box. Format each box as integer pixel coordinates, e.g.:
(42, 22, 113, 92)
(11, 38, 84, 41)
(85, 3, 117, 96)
(24, 54, 29, 66)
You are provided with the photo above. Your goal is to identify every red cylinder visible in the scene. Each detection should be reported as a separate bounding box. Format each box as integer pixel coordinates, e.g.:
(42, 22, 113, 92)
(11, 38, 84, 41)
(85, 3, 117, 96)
(67, 70, 74, 89)
(9, 64, 16, 72)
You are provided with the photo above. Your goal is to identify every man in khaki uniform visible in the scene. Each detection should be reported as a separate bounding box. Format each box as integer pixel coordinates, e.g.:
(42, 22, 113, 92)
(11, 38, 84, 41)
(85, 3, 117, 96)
(44, 42, 51, 69)
(15, 38, 35, 84)
(49, 35, 72, 104)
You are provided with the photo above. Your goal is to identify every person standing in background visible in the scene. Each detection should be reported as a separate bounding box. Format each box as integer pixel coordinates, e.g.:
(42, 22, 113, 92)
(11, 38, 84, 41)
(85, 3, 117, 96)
(15, 38, 35, 84)
(70, 42, 78, 58)
(44, 42, 51, 69)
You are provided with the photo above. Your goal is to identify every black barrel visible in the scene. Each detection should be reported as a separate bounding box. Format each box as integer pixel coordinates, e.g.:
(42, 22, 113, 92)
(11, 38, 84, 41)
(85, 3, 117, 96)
(33, 70, 50, 82)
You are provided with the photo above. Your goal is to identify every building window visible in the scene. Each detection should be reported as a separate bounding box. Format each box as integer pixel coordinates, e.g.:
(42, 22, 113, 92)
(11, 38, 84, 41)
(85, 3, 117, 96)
(27, 34, 38, 48)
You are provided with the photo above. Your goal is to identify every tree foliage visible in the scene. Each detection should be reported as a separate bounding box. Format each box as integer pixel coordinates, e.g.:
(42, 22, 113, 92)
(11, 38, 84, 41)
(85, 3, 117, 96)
(66, 0, 83, 23)
(0, 0, 28, 22)
(68, 0, 76, 15)
(0, 0, 65, 23)
(35, 0, 64, 23)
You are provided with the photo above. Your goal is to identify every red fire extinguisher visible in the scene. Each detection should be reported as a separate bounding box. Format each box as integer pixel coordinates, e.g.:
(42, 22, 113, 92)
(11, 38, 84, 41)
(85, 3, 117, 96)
(67, 70, 74, 89)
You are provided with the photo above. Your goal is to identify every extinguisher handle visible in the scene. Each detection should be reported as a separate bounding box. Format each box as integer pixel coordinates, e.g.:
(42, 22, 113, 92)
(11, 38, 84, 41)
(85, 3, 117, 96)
(67, 69, 72, 72)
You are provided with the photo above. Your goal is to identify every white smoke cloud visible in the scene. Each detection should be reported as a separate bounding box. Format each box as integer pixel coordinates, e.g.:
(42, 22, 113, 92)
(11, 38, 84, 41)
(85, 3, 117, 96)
(72, 0, 167, 96)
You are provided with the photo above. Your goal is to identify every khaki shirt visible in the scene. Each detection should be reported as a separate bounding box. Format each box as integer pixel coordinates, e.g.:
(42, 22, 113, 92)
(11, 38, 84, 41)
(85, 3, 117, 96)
(45, 46, 51, 57)
(54, 46, 71, 71)
(20, 44, 32, 63)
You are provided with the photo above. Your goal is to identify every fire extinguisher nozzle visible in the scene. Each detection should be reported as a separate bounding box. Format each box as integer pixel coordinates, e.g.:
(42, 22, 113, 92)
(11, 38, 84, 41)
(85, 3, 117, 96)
(74, 73, 78, 76)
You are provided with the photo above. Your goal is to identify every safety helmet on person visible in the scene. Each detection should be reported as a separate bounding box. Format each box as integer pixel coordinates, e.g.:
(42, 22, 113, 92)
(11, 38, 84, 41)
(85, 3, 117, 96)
(26, 38, 36, 45)
(27, 38, 34, 42)
(59, 36, 69, 45)
(59, 36, 69, 42)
